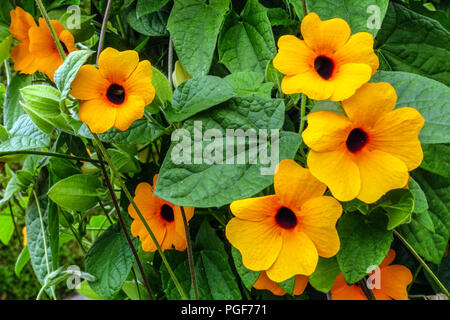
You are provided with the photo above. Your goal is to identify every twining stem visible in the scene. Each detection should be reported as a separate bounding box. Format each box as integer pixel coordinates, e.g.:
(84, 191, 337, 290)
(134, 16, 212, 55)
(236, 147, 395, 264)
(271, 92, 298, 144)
(298, 93, 307, 134)
(302, 0, 307, 17)
(357, 279, 376, 300)
(35, 0, 66, 61)
(168, 38, 174, 88)
(394, 230, 450, 299)
(93, 143, 154, 300)
(92, 134, 188, 300)
(4, 61, 11, 86)
(96, 0, 113, 63)
(180, 206, 198, 299)
(0, 150, 99, 163)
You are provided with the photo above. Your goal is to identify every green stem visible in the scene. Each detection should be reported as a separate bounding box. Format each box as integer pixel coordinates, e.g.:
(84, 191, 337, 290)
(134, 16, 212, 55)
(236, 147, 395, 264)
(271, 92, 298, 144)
(0, 150, 99, 163)
(68, 224, 87, 254)
(180, 206, 198, 299)
(92, 133, 188, 300)
(116, 15, 126, 39)
(394, 230, 450, 299)
(298, 93, 307, 134)
(357, 278, 376, 300)
(35, 0, 66, 61)
(4, 61, 11, 86)
(301, 0, 307, 17)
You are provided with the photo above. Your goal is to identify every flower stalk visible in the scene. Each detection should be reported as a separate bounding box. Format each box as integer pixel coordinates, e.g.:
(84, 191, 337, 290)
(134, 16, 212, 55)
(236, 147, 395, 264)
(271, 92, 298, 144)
(180, 206, 198, 299)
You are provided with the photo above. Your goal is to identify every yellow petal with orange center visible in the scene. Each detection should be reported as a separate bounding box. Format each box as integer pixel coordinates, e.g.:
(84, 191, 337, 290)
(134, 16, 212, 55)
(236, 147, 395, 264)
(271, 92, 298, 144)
(225, 217, 282, 271)
(58, 29, 77, 53)
(10, 7, 36, 41)
(355, 149, 409, 203)
(10, 41, 38, 74)
(273, 35, 314, 76)
(371, 107, 424, 171)
(299, 196, 342, 258)
(329, 63, 372, 101)
(125, 60, 155, 105)
(78, 98, 116, 133)
(301, 12, 351, 55)
(307, 148, 360, 202)
(377, 265, 412, 300)
(334, 32, 379, 75)
(253, 271, 286, 296)
(303, 111, 352, 152)
(98, 47, 139, 83)
(229, 195, 280, 222)
(342, 82, 397, 127)
(70, 65, 109, 100)
(266, 230, 318, 282)
(274, 159, 327, 210)
(113, 95, 146, 131)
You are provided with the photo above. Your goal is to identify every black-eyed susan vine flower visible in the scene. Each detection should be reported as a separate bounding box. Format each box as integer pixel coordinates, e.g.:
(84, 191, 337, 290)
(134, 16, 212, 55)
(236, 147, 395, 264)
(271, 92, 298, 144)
(71, 47, 155, 133)
(331, 250, 413, 300)
(28, 17, 77, 80)
(226, 159, 342, 283)
(253, 271, 308, 296)
(273, 12, 379, 101)
(128, 175, 195, 252)
(303, 82, 425, 204)
(9, 7, 39, 74)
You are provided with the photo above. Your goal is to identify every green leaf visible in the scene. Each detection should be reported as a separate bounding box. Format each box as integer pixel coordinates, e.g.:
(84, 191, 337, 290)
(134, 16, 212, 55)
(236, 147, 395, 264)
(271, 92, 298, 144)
(231, 247, 260, 291)
(54, 50, 94, 100)
(15, 246, 31, 276)
(0, 114, 50, 151)
(409, 177, 429, 214)
(3, 74, 31, 130)
(0, 214, 14, 245)
(108, 148, 140, 175)
(421, 144, 450, 178)
(377, 189, 414, 230)
(126, 2, 169, 37)
(278, 276, 296, 296)
(154, 96, 302, 207)
(307, 0, 389, 36)
(0, 35, 12, 65)
(309, 100, 346, 116)
(337, 212, 393, 284)
(164, 76, 236, 122)
(265, 60, 282, 92)
(224, 72, 273, 98)
(77, 281, 105, 300)
(161, 221, 242, 299)
(398, 170, 450, 264)
(426, 256, 450, 294)
(375, 2, 450, 85)
(218, 0, 276, 74)
(85, 222, 137, 299)
(167, 0, 230, 77)
(121, 280, 151, 300)
(78, 119, 165, 144)
(136, 0, 169, 18)
(147, 66, 172, 112)
(371, 71, 450, 144)
(48, 174, 103, 212)
(0, 175, 24, 210)
(309, 257, 341, 293)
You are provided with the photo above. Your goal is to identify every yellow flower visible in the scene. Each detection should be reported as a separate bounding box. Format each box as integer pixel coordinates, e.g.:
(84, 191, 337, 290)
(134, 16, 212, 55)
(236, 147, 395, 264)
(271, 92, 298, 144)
(71, 47, 155, 133)
(331, 250, 413, 300)
(253, 271, 308, 296)
(273, 12, 378, 101)
(303, 82, 424, 203)
(225, 160, 342, 282)
(22, 226, 27, 246)
(128, 175, 195, 252)
(28, 18, 77, 80)
(9, 7, 39, 74)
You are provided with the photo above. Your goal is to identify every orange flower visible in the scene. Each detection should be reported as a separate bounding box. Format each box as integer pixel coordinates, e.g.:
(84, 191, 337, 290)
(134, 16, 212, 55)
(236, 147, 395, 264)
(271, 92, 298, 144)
(226, 160, 342, 282)
(28, 18, 77, 80)
(253, 271, 308, 296)
(128, 175, 195, 252)
(9, 7, 39, 74)
(273, 12, 378, 101)
(70, 47, 155, 133)
(303, 82, 424, 203)
(331, 250, 413, 300)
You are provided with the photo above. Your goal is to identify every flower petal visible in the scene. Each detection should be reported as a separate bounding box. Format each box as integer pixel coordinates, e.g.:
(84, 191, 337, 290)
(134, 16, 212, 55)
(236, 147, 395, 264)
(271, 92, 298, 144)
(266, 230, 318, 282)
(307, 148, 360, 202)
(342, 82, 397, 127)
(58, 29, 77, 53)
(274, 159, 327, 209)
(98, 47, 139, 83)
(114, 95, 146, 131)
(225, 217, 282, 271)
(78, 98, 116, 134)
(303, 111, 352, 152)
(10, 41, 38, 74)
(10, 7, 36, 41)
(355, 149, 409, 203)
(253, 271, 286, 296)
(379, 249, 396, 269)
(125, 60, 155, 105)
(230, 195, 280, 222)
(273, 35, 314, 76)
(281, 71, 335, 99)
(331, 273, 367, 300)
(334, 32, 379, 75)
(293, 275, 309, 295)
(377, 265, 412, 300)
(371, 107, 424, 170)
(301, 12, 351, 54)
(329, 63, 372, 101)
(299, 196, 342, 257)
(70, 65, 109, 100)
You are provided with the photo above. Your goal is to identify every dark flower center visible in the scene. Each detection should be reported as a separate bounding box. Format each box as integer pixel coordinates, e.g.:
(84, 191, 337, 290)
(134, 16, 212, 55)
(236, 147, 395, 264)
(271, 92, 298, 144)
(314, 56, 334, 80)
(346, 128, 368, 153)
(59, 40, 69, 54)
(160, 204, 174, 222)
(106, 84, 126, 104)
(275, 207, 298, 229)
